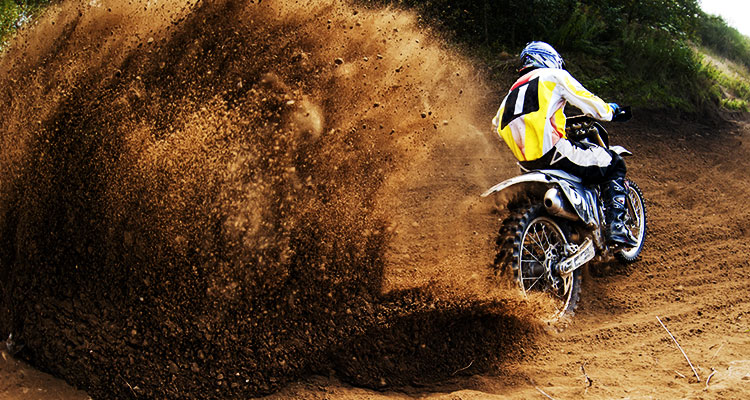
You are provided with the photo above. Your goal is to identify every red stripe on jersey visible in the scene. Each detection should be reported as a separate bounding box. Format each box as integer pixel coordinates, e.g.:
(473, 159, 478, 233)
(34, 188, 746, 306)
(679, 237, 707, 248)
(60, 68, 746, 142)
(550, 113, 563, 140)
(511, 71, 537, 91)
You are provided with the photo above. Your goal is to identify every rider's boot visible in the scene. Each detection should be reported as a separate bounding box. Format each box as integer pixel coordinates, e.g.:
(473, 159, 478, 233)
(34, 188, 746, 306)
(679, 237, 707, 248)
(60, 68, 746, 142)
(601, 177, 639, 248)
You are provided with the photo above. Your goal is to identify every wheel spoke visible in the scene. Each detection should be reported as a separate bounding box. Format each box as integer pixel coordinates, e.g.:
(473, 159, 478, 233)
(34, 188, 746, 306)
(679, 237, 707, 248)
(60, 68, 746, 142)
(522, 275, 544, 291)
(541, 225, 553, 249)
(522, 248, 544, 265)
(528, 228, 543, 249)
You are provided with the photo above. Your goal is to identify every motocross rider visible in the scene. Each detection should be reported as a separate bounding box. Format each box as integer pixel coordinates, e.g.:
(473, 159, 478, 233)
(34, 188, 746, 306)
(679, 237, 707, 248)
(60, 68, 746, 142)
(492, 41, 638, 248)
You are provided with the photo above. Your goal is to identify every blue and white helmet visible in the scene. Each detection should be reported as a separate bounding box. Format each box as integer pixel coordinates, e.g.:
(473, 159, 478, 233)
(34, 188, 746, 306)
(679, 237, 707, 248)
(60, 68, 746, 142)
(520, 41, 565, 71)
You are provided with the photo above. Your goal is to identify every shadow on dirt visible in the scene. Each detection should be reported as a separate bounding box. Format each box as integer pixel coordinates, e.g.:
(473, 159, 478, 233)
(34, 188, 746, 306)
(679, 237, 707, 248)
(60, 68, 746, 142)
(332, 290, 536, 389)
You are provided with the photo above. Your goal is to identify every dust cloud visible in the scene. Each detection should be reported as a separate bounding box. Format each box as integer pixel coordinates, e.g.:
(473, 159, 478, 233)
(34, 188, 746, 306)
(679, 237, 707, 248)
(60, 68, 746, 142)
(0, 0, 537, 397)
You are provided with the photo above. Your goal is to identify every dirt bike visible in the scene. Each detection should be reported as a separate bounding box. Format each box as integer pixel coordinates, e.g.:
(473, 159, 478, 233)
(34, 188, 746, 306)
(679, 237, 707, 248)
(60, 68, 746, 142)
(482, 107, 647, 321)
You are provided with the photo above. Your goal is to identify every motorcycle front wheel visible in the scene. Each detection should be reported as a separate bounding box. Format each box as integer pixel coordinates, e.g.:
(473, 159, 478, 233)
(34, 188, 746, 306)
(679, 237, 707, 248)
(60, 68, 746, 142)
(495, 204, 582, 322)
(616, 179, 647, 263)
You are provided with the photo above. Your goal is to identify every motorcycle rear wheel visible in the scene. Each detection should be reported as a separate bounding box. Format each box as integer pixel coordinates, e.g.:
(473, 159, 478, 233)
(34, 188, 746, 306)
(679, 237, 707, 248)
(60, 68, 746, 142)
(495, 204, 582, 321)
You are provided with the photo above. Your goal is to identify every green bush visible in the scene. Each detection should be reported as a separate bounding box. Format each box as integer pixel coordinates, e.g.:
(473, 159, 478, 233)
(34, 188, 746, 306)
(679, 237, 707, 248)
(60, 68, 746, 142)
(0, 0, 51, 50)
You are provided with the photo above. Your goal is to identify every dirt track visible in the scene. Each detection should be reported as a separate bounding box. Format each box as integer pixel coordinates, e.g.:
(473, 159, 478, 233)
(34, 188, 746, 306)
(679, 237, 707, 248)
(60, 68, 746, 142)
(4, 112, 749, 400)
(1, 0, 750, 399)
(262, 115, 750, 400)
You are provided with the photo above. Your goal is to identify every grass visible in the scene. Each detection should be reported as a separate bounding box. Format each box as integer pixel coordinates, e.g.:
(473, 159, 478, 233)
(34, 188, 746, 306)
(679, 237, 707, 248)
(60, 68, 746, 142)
(697, 46, 750, 112)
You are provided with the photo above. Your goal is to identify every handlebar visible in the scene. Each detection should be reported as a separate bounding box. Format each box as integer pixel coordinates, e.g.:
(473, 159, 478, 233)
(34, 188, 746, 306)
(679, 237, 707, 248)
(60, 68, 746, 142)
(611, 106, 632, 122)
(568, 106, 632, 125)
(565, 106, 631, 148)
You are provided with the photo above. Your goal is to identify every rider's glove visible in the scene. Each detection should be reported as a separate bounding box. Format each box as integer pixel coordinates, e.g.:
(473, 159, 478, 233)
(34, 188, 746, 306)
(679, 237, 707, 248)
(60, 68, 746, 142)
(609, 102, 621, 116)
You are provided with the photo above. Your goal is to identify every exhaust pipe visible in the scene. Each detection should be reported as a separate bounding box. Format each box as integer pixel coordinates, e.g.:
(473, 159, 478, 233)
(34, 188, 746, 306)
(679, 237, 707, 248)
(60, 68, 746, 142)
(544, 188, 579, 221)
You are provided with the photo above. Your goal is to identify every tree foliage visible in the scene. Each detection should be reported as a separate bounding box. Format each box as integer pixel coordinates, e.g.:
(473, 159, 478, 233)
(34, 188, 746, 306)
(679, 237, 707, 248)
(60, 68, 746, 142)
(2, 0, 748, 112)
(358, 0, 749, 113)
(696, 13, 750, 68)
(0, 0, 51, 50)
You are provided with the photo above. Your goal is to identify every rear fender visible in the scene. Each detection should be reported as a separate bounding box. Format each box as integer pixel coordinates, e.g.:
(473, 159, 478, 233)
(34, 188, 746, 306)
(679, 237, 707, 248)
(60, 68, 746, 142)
(481, 172, 551, 198)
(481, 173, 552, 210)
(610, 145, 632, 156)
(483, 172, 599, 226)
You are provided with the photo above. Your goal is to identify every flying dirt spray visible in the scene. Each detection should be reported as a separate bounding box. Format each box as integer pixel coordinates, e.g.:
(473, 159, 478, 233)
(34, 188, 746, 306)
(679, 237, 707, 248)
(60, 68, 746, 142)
(0, 0, 538, 397)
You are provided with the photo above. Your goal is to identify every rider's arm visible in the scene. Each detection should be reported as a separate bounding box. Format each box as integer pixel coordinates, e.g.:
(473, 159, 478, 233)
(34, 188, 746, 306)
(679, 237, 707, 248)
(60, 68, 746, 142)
(555, 70, 615, 121)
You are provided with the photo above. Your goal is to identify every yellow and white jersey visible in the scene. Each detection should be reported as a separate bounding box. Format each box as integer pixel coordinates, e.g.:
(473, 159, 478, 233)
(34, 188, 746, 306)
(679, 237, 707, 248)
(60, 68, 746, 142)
(492, 68, 615, 162)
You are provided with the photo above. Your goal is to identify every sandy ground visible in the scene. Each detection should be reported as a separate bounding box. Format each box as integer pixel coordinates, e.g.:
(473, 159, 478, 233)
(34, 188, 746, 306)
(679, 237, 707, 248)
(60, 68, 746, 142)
(268, 116, 750, 400)
(0, 350, 89, 400)
(3, 116, 749, 399)
(261, 114, 750, 400)
(1, 0, 749, 398)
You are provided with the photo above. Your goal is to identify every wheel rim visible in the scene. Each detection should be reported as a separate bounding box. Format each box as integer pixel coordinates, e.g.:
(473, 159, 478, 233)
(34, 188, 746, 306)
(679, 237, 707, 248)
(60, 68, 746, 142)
(620, 186, 646, 258)
(517, 216, 572, 320)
